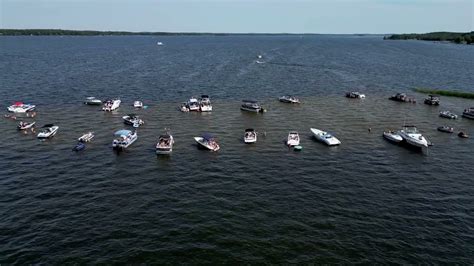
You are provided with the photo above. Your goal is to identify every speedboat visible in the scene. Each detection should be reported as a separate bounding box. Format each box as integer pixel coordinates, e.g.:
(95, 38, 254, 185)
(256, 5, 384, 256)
(37, 124, 59, 139)
(112, 129, 137, 150)
(84, 97, 102, 105)
(462, 107, 474, 119)
(17, 121, 35, 130)
(424, 94, 440, 105)
(389, 93, 416, 103)
(244, 128, 257, 144)
(345, 92, 366, 99)
(437, 126, 454, 133)
(102, 99, 121, 111)
(133, 101, 144, 108)
(383, 131, 403, 143)
(241, 100, 265, 113)
(157, 41, 163, 46)
(78, 132, 94, 142)
(123, 114, 144, 128)
(199, 95, 213, 112)
(439, 111, 457, 119)
(397, 125, 428, 148)
(187, 97, 200, 111)
(7, 102, 36, 113)
(156, 133, 174, 155)
(279, 95, 300, 103)
(310, 128, 341, 146)
(194, 133, 220, 151)
(287, 131, 300, 146)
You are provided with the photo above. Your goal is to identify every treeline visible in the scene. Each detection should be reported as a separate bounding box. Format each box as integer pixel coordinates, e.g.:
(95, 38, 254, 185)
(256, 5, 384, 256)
(384, 31, 474, 44)
(0, 29, 233, 36)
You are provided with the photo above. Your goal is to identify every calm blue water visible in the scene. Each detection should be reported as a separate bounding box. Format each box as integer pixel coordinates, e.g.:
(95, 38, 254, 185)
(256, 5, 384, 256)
(1, 35, 473, 264)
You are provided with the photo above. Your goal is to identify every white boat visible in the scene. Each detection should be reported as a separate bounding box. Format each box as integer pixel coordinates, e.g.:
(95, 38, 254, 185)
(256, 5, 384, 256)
(199, 95, 213, 112)
(180, 103, 190, 112)
(37, 124, 59, 139)
(157, 41, 163, 46)
(123, 114, 144, 128)
(7, 102, 36, 113)
(133, 101, 143, 108)
(397, 126, 428, 148)
(383, 131, 403, 143)
(462, 107, 474, 119)
(345, 92, 366, 99)
(187, 97, 200, 111)
(439, 111, 458, 119)
(287, 131, 300, 146)
(84, 97, 102, 105)
(102, 99, 121, 111)
(310, 128, 341, 146)
(112, 129, 137, 150)
(156, 133, 174, 155)
(194, 134, 220, 151)
(17, 121, 35, 130)
(241, 100, 265, 113)
(78, 132, 94, 142)
(279, 95, 300, 104)
(244, 128, 257, 144)
(257, 55, 263, 59)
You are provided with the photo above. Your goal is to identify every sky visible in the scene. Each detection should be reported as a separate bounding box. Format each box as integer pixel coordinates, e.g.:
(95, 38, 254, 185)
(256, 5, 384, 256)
(0, 0, 473, 34)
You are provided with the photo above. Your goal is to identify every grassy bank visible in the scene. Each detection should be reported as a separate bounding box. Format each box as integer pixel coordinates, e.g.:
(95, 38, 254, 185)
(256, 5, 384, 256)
(414, 88, 474, 99)
(385, 31, 474, 44)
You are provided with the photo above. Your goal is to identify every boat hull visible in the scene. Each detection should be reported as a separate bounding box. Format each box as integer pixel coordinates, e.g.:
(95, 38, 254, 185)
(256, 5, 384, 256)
(383, 132, 403, 143)
(194, 137, 220, 151)
(310, 128, 341, 146)
(37, 126, 59, 139)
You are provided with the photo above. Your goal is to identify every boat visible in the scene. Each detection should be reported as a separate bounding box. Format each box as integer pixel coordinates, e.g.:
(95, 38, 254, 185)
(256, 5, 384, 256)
(462, 107, 474, 119)
(37, 124, 59, 139)
(389, 93, 416, 103)
(123, 114, 144, 127)
(383, 131, 403, 143)
(287, 131, 300, 146)
(397, 125, 428, 148)
(424, 94, 440, 105)
(84, 97, 102, 105)
(194, 133, 220, 151)
(156, 133, 174, 155)
(112, 129, 137, 150)
(180, 103, 190, 112)
(310, 128, 341, 146)
(157, 41, 163, 46)
(199, 95, 213, 112)
(78, 132, 94, 142)
(458, 131, 469, 138)
(72, 142, 86, 152)
(439, 111, 457, 119)
(241, 100, 265, 113)
(437, 126, 454, 133)
(187, 97, 200, 112)
(257, 55, 263, 59)
(102, 99, 121, 111)
(17, 121, 35, 130)
(133, 101, 144, 108)
(345, 92, 366, 99)
(7, 102, 36, 113)
(279, 95, 300, 103)
(244, 128, 257, 144)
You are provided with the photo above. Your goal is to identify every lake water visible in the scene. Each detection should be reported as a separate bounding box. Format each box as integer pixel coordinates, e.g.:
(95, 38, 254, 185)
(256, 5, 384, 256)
(1, 35, 473, 264)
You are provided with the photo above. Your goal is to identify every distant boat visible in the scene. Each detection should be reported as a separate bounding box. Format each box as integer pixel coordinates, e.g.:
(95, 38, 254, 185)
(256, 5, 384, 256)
(244, 128, 257, 144)
(37, 124, 59, 139)
(7, 102, 36, 113)
(279, 95, 300, 104)
(439, 110, 457, 119)
(397, 125, 428, 148)
(133, 101, 143, 108)
(156, 132, 174, 155)
(287, 131, 300, 146)
(241, 100, 265, 113)
(84, 97, 102, 105)
(157, 42, 163, 46)
(102, 99, 121, 111)
(383, 131, 403, 143)
(310, 128, 341, 146)
(345, 92, 366, 99)
(194, 133, 220, 151)
(112, 129, 137, 150)
(17, 121, 35, 130)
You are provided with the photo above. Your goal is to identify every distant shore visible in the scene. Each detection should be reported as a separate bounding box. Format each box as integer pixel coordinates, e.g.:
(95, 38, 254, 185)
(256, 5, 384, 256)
(414, 88, 474, 99)
(0, 29, 386, 36)
(385, 31, 474, 44)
